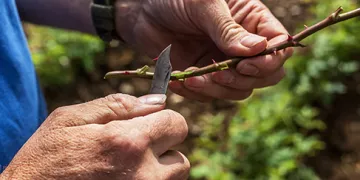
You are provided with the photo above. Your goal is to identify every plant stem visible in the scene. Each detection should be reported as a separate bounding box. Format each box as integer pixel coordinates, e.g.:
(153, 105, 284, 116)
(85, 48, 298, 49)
(104, 7, 360, 81)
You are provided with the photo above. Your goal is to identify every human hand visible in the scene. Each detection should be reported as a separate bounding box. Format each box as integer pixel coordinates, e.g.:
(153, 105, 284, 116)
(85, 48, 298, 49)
(114, 0, 293, 101)
(1, 94, 189, 180)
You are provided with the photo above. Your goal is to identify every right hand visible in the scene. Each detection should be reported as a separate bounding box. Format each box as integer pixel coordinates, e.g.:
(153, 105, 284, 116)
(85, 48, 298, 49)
(1, 94, 189, 180)
(115, 0, 293, 101)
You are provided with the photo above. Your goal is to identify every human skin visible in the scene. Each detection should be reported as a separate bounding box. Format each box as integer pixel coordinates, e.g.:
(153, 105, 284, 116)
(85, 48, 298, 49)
(115, 0, 293, 101)
(15, 0, 293, 101)
(0, 94, 190, 180)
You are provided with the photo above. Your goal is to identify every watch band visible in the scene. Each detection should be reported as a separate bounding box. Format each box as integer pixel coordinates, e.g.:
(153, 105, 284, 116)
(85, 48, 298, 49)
(90, 0, 123, 42)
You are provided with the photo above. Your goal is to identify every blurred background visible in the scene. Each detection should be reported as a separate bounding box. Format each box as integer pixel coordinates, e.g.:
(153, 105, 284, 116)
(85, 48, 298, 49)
(23, 0, 360, 179)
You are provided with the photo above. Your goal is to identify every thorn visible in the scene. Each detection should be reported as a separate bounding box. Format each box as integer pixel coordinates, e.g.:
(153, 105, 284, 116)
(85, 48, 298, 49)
(297, 43, 306, 48)
(212, 59, 220, 68)
(153, 57, 159, 61)
(294, 42, 306, 48)
(212, 59, 217, 64)
(124, 71, 130, 75)
(273, 48, 277, 55)
(212, 59, 221, 69)
(287, 34, 294, 41)
(331, 6, 343, 20)
(335, 6, 344, 15)
(304, 25, 308, 29)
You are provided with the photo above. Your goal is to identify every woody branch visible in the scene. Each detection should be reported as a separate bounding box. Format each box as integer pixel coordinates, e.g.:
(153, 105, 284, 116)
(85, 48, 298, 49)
(104, 7, 360, 81)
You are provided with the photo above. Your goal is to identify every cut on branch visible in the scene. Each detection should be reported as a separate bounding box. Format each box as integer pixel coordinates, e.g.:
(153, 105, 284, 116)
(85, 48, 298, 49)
(104, 7, 360, 81)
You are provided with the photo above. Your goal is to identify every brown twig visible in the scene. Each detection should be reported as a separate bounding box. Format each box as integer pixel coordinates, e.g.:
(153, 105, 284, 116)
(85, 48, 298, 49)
(104, 7, 360, 81)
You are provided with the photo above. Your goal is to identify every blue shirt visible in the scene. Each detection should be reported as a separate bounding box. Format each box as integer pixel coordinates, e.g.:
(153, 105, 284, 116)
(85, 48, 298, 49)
(0, 0, 47, 170)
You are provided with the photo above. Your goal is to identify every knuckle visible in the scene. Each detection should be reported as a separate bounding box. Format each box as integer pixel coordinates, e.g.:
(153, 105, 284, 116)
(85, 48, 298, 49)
(51, 106, 71, 117)
(100, 93, 137, 118)
(250, 0, 266, 12)
(104, 94, 126, 109)
(162, 110, 188, 140)
(220, 19, 244, 45)
(101, 123, 125, 147)
(46, 105, 90, 127)
(104, 93, 137, 104)
(101, 124, 148, 157)
(89, 101, 116, 121)
(190, 0, 216, 6)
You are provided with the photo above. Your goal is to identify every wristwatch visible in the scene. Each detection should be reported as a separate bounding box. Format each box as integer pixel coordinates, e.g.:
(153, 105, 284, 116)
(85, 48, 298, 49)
(90, 0, 123, 42)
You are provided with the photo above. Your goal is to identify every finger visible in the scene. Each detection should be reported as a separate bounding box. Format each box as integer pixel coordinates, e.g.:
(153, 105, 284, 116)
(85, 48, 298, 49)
(228, 1, 293, 77)
(253, 67, 286, 88)
(212, 69, 257, 90)
(128, 110, 188, 156)
(168, 70, 213, 102)
(183, 68, 253, 100)
(236, 34, 294, 77)
(157, 150, 190, 180)
(212, 67, 286, 90)
(49, 93, 167, 127)
(230, 0, 288, 39)
(190, 0, 267, 57)
(169, 80, 213, 102)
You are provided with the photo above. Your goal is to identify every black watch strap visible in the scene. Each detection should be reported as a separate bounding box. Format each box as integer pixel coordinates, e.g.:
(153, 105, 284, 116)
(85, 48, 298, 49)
(90, 0, 123, 42)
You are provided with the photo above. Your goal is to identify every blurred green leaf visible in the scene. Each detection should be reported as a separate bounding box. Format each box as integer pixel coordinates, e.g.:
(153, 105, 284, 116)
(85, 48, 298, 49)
(27, 24, 104, 87)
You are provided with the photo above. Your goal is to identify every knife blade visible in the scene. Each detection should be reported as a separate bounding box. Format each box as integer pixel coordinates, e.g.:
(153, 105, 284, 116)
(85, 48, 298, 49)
(149, 45, 172, 94)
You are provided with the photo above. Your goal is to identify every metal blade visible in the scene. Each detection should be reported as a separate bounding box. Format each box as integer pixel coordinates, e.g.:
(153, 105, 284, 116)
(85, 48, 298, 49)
(149, 45, 172, 94)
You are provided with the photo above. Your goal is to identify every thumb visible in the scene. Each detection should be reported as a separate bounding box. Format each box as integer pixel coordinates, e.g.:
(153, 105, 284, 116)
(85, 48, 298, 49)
(195, 0, 267, 56)
(48, 94, 167, 127)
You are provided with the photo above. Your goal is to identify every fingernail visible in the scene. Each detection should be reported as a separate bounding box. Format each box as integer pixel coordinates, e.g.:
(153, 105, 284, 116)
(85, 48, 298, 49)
(139, 94, 167, 105)
(240, 34, 266, 48)
(185, 76, 205, 89)
(213, 71, 234, 84)
(237, 64, 259, 76)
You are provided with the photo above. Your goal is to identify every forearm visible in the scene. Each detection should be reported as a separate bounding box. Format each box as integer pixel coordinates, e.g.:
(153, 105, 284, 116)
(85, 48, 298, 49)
(15, 0, 96, 34)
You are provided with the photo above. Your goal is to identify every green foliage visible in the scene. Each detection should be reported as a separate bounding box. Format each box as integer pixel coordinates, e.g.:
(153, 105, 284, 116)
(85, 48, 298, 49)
(27, 24, 104, 87)
(190, 1, 360, 179)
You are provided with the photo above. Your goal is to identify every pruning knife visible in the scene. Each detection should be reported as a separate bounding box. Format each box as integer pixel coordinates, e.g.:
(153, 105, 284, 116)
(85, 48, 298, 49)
(149, 45, 173, 94)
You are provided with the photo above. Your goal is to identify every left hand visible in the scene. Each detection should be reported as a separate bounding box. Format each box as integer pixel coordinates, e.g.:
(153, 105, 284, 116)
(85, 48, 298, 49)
(1, 94, 189, 180)
(115, 0, 293, 101)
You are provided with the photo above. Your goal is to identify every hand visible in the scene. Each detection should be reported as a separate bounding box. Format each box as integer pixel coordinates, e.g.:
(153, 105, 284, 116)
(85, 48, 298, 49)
(115, 0, 293, 101)
(1, 94, 189, 180)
